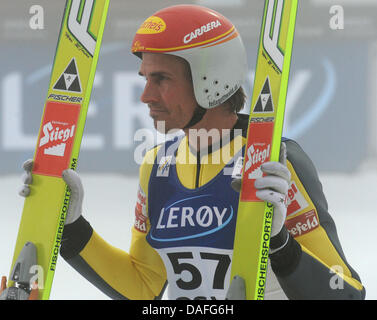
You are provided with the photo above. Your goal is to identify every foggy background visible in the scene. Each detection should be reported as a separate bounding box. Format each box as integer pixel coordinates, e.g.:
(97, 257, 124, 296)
(0, 0, 376, 299)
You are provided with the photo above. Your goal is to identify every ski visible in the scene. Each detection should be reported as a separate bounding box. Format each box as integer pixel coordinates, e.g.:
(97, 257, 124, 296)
(231, 0, 298, 300)
(4, 0, 109, 300)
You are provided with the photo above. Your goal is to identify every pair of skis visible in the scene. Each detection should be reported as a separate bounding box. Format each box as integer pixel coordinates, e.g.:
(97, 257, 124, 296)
(2, 0, 297, 300)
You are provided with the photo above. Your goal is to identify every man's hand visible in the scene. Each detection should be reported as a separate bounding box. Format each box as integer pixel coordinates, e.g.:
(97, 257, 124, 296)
(19, 159, 33, 197)
(61, 169, 84, 225)
(19, 160, 84, 225)
(231, 142, 291, 238)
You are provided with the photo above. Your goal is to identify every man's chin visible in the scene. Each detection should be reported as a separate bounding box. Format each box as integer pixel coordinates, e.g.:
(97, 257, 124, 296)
(153, 120, 180, 134)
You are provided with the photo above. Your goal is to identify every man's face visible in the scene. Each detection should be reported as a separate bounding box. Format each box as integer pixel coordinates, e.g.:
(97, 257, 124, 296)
(138, 52, 197, 133)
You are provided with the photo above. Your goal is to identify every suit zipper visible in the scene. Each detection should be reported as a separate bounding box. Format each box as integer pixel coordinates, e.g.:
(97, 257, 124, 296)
(195, 152, 200, 189)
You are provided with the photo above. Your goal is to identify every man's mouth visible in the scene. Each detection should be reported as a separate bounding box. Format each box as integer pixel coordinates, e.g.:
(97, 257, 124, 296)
(149, 107, 168, 118)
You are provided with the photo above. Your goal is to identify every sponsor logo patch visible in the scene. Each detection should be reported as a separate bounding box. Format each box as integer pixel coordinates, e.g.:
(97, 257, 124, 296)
(285, 209, 319, 237)
(33, 101, 80, 177)
(286, 181, 309, 216)
(137, 16, 166, 34)
(53, 58, 82, 93)
(183, 19, 222, 44)
(150, 194, 234, 242)
(157, 155, 173, 177)
(253, 77, 274, 113)
(134, 185, 147, 233)
(240, 121, 274, 201)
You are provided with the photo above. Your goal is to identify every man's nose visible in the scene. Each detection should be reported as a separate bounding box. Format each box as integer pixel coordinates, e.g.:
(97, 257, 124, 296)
(140, 80, 159, 104)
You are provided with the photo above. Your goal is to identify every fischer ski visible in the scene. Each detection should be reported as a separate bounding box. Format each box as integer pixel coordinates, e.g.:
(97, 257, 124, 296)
(230, 0, 298, 300)
(3, 0, 109, 300)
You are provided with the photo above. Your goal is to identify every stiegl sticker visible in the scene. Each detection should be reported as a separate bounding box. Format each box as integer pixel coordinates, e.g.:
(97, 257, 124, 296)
(33, 101, 80, 177)
(39, 122, 76, 157)
(241, 121, 274, 202)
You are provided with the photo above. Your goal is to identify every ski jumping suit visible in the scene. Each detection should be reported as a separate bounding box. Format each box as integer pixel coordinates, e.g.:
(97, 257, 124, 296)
(60, 114, 365, 300)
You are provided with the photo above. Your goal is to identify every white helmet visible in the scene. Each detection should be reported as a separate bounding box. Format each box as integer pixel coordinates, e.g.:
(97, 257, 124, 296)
(132, 4, 248, 110)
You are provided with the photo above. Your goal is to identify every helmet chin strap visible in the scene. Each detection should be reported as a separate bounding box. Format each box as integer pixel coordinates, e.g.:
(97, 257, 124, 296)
(183, 104, 207, 129)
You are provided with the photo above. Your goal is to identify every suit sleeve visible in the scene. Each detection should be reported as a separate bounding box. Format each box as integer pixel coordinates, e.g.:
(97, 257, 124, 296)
(60, 146, 167, 300)
(269, 139, 366, 300)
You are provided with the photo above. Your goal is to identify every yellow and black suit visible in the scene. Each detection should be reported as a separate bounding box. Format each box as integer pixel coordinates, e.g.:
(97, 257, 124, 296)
(60, 114, 365, 300)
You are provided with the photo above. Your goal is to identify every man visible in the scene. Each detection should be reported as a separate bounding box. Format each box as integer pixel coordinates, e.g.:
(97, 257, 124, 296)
(20, 4, 365, 300)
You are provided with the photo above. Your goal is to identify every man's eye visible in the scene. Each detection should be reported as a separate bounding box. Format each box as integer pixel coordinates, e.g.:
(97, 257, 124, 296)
(156, 75, 167, 82)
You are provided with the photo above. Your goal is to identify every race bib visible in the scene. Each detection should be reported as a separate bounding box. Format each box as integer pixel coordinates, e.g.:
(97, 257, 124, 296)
(158, 246, 233, 300)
